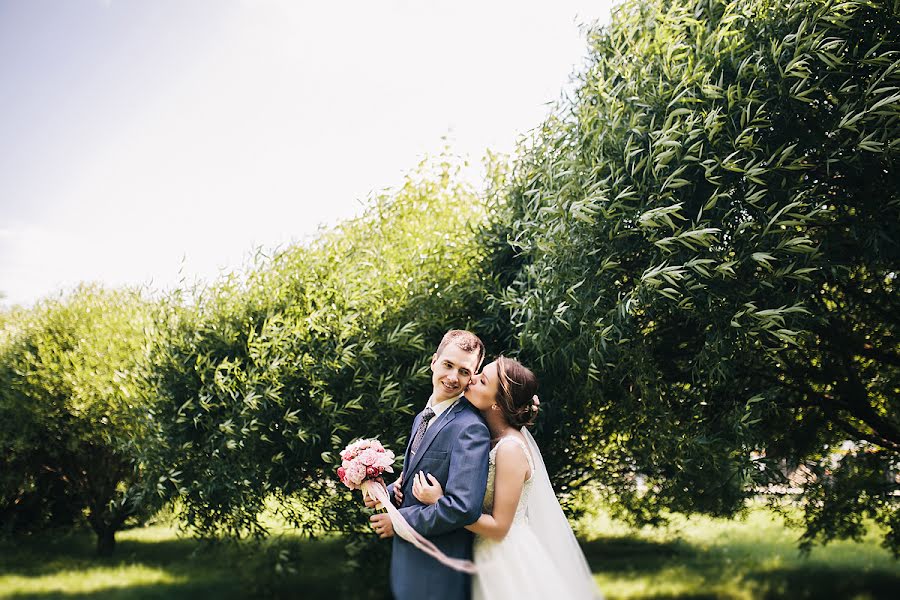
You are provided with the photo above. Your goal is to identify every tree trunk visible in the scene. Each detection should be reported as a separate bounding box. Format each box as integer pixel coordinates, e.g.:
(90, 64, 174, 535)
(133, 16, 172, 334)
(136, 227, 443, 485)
(96, 527, 116, 557)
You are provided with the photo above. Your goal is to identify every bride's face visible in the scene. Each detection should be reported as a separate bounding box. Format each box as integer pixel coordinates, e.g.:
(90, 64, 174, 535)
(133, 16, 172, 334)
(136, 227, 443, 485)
(465, 361, 500, 411)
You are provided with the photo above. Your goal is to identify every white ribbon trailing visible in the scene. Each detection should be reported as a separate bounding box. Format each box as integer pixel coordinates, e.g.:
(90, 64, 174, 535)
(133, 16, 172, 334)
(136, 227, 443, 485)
(362, 479, 477, 574)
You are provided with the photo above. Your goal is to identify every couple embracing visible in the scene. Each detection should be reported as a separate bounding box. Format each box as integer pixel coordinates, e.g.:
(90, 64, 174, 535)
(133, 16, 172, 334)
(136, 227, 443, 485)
(364, 330, 600, 600)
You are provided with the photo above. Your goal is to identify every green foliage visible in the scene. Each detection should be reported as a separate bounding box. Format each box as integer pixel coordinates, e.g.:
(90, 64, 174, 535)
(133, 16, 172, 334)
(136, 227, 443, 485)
(487, 0, 899, 551)
(148, 155, 491, 548)
(2, 0, 897, 567)
(795, 446, 900, 553)
(0, 285, 158, 554)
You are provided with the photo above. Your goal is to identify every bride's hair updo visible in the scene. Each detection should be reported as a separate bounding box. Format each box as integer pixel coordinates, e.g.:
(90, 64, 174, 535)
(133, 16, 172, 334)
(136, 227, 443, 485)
(494, 356, 539, 428)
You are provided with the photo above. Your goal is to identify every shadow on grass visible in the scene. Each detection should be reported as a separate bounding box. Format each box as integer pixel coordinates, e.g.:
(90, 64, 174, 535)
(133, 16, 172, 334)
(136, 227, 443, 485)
(2, 536, 204, 575)
(581, 535, 696, 573)
(0, 531, 353, 600)
(614, 592, 736, 600)
(742, 564, 900, 600)
(581, 534, 900, 600)
(4, 583, 352, 600)
(3, 582, 235, 600)
(4, 531, 898, 600)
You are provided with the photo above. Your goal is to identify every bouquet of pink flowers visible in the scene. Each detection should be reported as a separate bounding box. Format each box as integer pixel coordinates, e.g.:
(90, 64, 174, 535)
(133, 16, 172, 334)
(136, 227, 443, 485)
(337, 438, 396, 494)
(335, 437, 475, 574)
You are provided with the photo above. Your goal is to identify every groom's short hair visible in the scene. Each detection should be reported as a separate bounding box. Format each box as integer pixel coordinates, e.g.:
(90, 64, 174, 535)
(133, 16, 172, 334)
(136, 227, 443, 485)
(435, 329, 485, 372)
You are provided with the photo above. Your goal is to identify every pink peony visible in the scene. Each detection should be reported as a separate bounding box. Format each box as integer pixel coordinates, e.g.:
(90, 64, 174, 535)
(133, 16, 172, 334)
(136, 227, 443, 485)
(336, 438, 396, 490)
(345, 461, 367, 486)
(377, 451, 395, 470)
(357, 448, 378, 467)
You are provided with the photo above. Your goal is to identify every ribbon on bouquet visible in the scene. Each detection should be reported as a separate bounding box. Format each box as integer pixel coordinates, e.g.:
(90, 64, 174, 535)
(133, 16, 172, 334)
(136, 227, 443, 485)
(362, 479, 477, 574)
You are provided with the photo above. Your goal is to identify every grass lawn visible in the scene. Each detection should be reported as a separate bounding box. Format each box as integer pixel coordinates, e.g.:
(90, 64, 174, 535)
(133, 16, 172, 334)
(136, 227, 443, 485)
(1, 503, 897, 599)
(578, 502, 900, 599)
(0, 522, 348, 600)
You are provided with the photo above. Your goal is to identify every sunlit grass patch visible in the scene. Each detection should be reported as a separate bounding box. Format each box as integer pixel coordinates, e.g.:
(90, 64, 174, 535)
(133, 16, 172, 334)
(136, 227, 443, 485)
(1, 565, 185, 596)
(1, 523, 247, 600)
(0, 514, 350, 600)
(577, 499, 900, 600)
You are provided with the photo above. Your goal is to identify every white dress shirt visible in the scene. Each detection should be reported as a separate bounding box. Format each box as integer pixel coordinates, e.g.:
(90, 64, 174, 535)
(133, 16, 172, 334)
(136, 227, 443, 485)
(425, 394, 460, 432)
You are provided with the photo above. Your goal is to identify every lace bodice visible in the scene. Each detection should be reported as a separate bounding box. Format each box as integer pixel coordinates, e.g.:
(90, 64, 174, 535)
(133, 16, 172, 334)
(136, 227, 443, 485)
(473, 431, 602, 600)
(481, 435, 535, 525)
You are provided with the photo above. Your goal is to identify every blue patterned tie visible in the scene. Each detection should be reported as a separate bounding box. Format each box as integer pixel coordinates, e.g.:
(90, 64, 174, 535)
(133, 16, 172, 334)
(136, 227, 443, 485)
(410, 407, 436, 455)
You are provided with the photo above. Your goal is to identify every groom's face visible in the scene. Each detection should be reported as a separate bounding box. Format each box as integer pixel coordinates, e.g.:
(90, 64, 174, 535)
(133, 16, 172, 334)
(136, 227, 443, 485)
(430, 344, 478, 403)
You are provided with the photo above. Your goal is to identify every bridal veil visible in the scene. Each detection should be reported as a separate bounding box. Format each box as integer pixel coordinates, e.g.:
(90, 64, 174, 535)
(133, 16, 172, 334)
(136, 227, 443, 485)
(521, 427, 602, 599)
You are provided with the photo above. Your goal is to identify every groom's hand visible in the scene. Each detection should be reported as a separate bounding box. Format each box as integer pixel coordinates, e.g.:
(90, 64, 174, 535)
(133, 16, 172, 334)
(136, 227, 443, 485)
(370, 513, 394, 539)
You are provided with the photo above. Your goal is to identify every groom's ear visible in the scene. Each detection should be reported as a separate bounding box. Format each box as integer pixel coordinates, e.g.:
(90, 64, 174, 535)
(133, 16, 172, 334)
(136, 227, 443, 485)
(429, 353, 438, 368)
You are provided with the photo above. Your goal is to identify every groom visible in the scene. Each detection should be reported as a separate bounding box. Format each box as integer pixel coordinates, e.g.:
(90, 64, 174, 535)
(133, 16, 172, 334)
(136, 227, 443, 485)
(366, 329, 490, 600)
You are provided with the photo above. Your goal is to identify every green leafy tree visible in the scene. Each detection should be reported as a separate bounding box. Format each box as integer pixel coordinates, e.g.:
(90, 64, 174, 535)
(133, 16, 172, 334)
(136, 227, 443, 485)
(486, 0, 899, 552)
(148, 155, 492, 549)
(0, 285, 158, 555)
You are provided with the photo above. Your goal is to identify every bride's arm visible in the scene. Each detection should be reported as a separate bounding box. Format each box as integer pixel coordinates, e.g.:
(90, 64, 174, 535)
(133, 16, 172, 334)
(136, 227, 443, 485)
(464, 442, 530, 542)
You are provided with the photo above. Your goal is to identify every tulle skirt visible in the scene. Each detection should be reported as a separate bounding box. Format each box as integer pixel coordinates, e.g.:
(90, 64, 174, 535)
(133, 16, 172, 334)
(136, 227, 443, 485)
(473, 521, 598, 600)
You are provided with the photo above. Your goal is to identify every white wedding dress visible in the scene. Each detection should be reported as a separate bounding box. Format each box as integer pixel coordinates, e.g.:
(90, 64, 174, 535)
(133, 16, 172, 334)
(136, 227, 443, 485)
(472, 432, 601, 600)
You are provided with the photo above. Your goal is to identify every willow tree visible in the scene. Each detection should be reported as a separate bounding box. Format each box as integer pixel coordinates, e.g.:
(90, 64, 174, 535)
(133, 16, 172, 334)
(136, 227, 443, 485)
(488, 0, 899, 552)
(149, 155, 493, 545)
(0, 286, 158, 555)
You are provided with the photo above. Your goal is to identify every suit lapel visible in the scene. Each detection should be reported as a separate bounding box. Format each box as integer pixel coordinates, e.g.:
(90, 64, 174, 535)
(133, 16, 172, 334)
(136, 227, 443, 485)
(403, 400, 464, 484)
(402, 411, 422, 477)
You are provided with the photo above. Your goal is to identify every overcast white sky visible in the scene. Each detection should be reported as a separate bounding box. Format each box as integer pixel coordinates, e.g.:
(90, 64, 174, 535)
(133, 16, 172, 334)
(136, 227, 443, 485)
(0, 0, 614, 308)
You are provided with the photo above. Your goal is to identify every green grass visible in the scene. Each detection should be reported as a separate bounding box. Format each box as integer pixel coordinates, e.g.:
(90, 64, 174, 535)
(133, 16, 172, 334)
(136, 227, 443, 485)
(578, 503, 900, 599)
(1, 503, 897, 599)
(0, 523, 347, 599)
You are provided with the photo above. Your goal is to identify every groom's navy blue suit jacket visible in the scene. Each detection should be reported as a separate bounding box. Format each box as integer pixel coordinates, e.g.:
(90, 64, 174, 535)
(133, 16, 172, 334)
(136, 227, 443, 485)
(387, 397, 490, 600)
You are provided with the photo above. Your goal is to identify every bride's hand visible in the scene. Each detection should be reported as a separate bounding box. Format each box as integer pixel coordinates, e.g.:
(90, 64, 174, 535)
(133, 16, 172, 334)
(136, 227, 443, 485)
(393, 472, 404, 506)
(411, 471, 443, 505)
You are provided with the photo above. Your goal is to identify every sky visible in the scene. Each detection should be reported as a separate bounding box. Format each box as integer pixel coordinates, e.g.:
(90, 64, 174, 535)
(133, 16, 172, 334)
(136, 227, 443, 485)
(0, 0, 615, 308)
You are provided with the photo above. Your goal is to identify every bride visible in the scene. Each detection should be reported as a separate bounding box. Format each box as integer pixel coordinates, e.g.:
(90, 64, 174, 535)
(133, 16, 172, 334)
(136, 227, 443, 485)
(407, 356, 601, 600)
